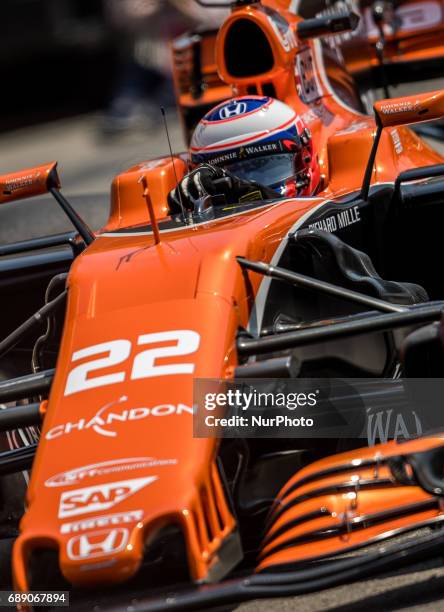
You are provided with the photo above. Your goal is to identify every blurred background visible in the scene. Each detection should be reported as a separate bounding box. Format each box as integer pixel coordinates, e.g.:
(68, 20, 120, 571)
(0, 0, 229, 240)
(1, 0, 443, 245)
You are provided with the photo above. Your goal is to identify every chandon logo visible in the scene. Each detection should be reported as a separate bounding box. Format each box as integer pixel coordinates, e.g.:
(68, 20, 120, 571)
(45, 397, 194, 440)
(58, 476, 157, 518)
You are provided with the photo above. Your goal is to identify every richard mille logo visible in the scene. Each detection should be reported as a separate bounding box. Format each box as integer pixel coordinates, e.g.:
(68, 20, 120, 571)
(309, 205, 361, 233)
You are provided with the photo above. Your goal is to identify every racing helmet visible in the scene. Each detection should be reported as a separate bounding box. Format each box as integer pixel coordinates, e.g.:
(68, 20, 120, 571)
(190, 96, 320, 197)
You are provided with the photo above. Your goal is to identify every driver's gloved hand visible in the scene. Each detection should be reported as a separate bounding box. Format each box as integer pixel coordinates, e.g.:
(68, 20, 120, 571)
(167, 163, 276, 215)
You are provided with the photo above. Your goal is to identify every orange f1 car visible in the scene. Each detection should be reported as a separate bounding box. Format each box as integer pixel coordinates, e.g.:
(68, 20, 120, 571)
(3, 0, 444, 609)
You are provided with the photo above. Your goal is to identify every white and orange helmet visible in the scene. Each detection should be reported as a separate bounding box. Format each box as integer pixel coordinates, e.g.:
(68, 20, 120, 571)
(190, 96, 320, 197)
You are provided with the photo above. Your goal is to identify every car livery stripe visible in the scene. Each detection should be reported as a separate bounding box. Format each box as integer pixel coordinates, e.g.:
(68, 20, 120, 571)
(189, 114, 298, 152)
(99, 198, 325, 238)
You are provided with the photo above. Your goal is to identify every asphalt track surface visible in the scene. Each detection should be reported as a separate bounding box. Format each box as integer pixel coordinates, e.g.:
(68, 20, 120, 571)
(2, 90, 444, 611)
(0, 111, 186, 243)
(238, 559, 444, 612)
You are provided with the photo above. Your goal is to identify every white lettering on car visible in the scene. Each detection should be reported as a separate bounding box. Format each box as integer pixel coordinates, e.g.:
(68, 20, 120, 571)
(45, 457, 177, 488)
(64, 330, 200, 396)
(61, 509, 144, 534)
(58, 477, 157, 519)
(66, 528, 129, 560)
(45, 398, 194, 440)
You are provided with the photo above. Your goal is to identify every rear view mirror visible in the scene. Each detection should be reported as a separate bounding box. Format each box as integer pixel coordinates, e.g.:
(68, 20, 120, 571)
(297, 11, 360, 40)
(0, 161, 60, 204)
(361, 89, 444, 200)
(374, 89, 444, 128)
(0, 161, 94, 244)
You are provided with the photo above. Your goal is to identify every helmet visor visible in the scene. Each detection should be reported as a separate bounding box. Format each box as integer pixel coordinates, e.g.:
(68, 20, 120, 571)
(225, 154, 295, 189)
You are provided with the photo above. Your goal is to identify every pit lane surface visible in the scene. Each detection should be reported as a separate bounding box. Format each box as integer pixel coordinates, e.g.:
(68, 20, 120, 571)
(1, 95, 444, 611)
(237, 558, 444, 611)
(0, 112, 185, 243)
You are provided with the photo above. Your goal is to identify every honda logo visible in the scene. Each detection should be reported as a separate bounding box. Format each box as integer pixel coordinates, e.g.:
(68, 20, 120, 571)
(219, 101, 248, 119)
(67, 528, 129, 560)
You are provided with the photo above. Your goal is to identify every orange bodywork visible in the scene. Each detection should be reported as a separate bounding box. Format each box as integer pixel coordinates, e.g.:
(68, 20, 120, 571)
(14, 196, 323, 589)
(259, 435, 444, 571)
(375, 89, 444, 127)
(9, 0, 444, 593)
(0, 162, 59, 204)
(317, 0, 444, 78)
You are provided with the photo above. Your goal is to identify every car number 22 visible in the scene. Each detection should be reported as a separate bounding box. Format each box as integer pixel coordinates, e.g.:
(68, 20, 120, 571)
(64, 330, 200, 396)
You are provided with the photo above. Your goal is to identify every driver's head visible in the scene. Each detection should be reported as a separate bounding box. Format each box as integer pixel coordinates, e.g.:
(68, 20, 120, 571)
(190, 96, 320, 197)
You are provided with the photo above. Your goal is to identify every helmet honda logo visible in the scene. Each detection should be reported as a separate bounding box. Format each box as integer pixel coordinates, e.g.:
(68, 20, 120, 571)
(67, 528, 129, 560)
(219, 101, 248, 119)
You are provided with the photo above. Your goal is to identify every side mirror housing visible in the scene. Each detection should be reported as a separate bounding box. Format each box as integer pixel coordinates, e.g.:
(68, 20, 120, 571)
(374, 89, 444, 128)
(0, 161, 60, 204)
(297, 11, 360, 40)
(362, 89, 444, 200)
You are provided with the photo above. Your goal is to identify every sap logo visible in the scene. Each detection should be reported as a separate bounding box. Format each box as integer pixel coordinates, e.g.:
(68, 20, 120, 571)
(45, 397, 194, 440)
(61, 509, 144, 534)
(219, 101, 248, 120)
(45, 457, 177, 487)
(58, 476, 157, 519)
(67, 528, 129, 561)
(367, 409, 423, 446)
